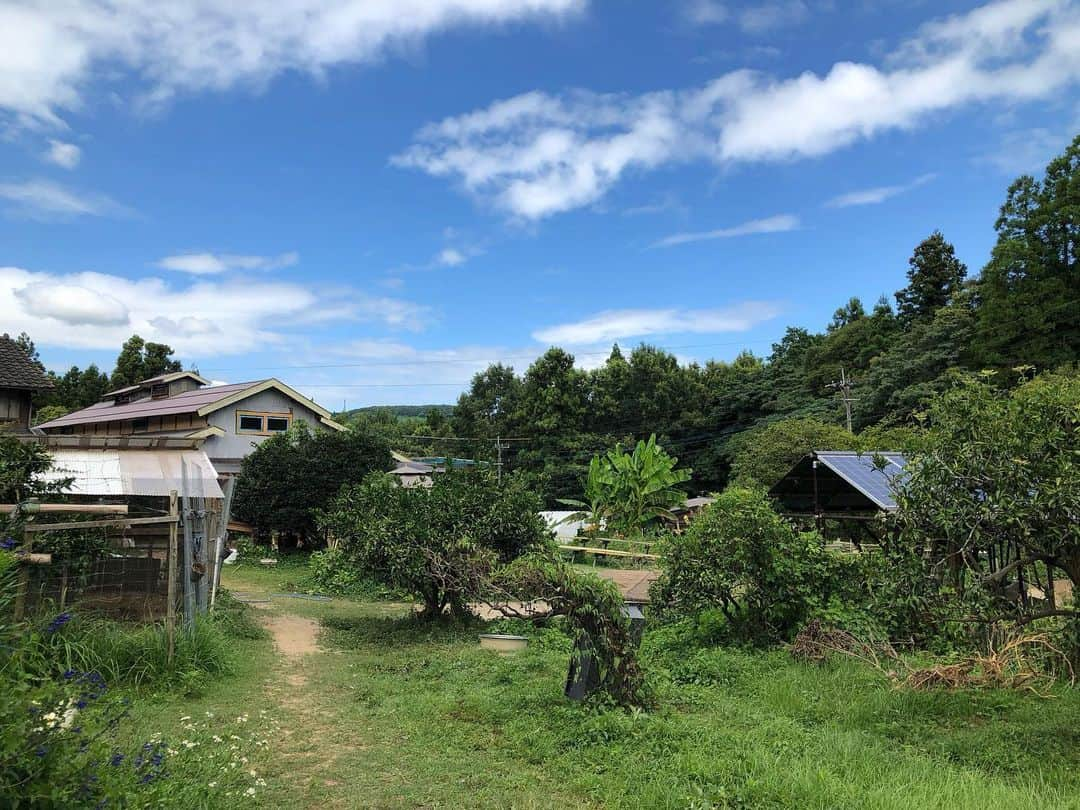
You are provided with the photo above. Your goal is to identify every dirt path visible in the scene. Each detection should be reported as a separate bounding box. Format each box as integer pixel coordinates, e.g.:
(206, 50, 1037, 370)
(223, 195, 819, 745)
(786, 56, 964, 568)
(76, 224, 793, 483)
(260, 612, 321, 659)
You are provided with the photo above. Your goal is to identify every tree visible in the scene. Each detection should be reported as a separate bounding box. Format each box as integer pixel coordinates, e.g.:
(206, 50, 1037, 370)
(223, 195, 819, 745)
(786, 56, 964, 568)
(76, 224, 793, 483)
(829, 297, 866, 331)
(651, 488, 832, 641)
(513, 348, 587, 437)
(452, 363, 521, 440)
(895, 231, 967, 323)
(729, 417, 855, 489)
(109, 335, 182, 389)
(232, 423, 391, 541)
(896, 371, 1080, 627)
(972, 135, 1080, 369)
(319, 469, 549, 618)
(51, 365, 109, 410)
(856, 294, 975, 427)
(561, 434, 691, 536)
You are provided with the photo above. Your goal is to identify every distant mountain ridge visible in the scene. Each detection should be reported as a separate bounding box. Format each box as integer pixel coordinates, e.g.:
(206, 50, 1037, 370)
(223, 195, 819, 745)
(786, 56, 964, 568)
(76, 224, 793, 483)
(335, 404, 454, 421)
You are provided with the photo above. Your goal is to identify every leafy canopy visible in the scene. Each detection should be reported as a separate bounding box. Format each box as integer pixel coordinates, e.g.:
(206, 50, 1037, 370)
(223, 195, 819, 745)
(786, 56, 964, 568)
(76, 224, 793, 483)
(232, 422, 391, 539)
(319, 469, 549, 619)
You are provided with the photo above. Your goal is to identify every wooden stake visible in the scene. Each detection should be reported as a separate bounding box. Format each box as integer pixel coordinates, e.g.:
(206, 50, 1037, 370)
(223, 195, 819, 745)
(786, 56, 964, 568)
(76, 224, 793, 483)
(13, 528, 31, 622)
(166, 490, 178, 666)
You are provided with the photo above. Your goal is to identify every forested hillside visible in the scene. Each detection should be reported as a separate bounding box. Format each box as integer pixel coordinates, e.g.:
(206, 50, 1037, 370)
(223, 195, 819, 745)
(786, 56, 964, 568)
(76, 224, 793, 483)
(397, 135, 1079, 503)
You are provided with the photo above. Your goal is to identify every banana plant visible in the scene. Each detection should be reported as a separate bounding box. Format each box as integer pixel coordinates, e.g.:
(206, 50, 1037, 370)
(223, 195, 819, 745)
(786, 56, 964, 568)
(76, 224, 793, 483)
(559, 434, 690, 536)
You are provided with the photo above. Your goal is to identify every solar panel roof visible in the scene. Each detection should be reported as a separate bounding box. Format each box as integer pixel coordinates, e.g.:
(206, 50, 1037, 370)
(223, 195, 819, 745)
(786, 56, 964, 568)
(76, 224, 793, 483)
(813, 451, 908, 511)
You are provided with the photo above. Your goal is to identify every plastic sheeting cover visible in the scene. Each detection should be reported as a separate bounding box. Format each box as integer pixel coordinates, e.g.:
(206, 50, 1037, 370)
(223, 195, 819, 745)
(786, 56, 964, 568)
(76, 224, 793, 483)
(39, 449, 224, 498)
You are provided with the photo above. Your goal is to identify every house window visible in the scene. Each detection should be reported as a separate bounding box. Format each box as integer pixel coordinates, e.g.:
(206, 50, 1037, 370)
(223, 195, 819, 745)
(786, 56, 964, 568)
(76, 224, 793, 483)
(130, 418, 149, 432)
(238, 414, 264, 433)
(151, 383, 170, 400)
(236, 410, 292, 435)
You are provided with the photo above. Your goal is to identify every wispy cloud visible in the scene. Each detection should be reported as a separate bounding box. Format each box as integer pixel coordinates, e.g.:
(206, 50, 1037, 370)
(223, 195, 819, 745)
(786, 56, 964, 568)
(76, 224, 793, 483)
(977, 127, 1074, 175)
(533, 302, 782, 344)
(155, 251, 299, 274)
(0, 178, 131, 220)
(825, 173, 936, 208)
(43, 140, 81, 169)
(397, 0, 1080, 220)
(684, 0, 728, 25)
(0, 0, 584, 128)
(651, 214, 799, 248)
(0, 265, 431, 356)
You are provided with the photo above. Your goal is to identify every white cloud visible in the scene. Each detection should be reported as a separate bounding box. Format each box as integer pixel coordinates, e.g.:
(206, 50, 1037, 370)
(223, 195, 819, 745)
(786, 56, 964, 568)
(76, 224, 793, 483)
(684, 1, 728, 25)
(396, 0, 1080, 219)
(533, 302, 782, 344)
(651, 214, 799, 247)
(0, 265, 431, 357)
(824, 173, 936, 208)
(0, 178, 129, 220)
(15, 282, 129, 326)
(44, 140, 81, 169)
(435, 247, 467, 267)
(155, 251, 299, 274)
(738, 1, 810, 33)
(0, 0, 584, 128)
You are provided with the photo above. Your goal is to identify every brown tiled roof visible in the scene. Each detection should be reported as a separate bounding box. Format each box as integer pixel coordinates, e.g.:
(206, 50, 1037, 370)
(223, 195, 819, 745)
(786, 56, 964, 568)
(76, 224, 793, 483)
(38, 381, 262, 429)
(0, 335, 53, 391)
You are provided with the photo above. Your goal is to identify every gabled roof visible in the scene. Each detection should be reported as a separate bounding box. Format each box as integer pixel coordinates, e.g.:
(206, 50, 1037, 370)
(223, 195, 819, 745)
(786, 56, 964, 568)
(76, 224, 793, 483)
(0, 335, 53, 391)
(37, 378, 342, 432)
(769, 450, 908, 514)
(103, 371, 209, 398)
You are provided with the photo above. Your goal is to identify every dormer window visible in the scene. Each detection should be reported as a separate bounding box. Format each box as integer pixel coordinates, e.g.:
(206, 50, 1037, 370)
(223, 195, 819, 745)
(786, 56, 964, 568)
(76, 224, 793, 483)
(151, 383, 170, 400)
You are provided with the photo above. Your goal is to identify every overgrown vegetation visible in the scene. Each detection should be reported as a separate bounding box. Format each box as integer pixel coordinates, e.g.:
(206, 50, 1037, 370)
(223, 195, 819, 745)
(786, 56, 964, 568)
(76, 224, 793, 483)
(233, 421, 392, 543)
(559, 434, 690, 535)
(319, 469, 549, 618)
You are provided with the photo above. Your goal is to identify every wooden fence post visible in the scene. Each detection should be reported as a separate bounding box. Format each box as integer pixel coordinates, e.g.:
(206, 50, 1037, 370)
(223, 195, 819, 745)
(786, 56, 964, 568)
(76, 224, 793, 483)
(13, 526, 31, 622)
(166, 490, 178, 666)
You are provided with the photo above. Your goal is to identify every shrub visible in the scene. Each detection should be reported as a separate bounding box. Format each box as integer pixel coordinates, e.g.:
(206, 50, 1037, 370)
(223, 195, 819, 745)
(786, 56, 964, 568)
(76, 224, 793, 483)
(651, 488, 836, 642)
(319, 469, 549, 619)
(303, 548, 404, 600)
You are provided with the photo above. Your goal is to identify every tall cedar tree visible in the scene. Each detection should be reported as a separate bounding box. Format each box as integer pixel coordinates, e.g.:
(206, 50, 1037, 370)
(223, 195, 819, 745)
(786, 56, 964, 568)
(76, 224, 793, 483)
(972, 134, 1080, 370)
(109, 335, 183, 389)
(895, 231, 967, 323)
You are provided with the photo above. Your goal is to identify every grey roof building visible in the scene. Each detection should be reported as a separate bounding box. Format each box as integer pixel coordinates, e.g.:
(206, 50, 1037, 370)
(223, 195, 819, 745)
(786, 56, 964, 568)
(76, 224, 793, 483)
(38, 374, 343, 475)
(0, 334, 54, 432)
(768, 450, 909, 515)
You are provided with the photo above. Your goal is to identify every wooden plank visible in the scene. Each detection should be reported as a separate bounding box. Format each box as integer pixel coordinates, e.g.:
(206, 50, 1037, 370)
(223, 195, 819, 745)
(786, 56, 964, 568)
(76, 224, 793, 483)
(558, 545, 661, 561)
(24, 515, 178, 532)
(0, 503, 129, 514)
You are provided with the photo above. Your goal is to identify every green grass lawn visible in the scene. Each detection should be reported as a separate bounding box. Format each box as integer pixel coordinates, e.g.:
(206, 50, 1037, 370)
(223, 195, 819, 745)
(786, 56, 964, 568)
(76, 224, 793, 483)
(113, 569, 1080, 809)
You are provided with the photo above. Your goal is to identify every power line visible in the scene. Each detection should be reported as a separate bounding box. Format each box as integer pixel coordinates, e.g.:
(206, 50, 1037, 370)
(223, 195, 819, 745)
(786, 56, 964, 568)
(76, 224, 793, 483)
(195, 338, 778, 374)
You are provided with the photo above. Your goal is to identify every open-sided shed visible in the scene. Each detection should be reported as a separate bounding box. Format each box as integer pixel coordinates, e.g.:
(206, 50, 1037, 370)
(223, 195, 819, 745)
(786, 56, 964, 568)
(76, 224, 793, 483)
(768, 450, 908, 517)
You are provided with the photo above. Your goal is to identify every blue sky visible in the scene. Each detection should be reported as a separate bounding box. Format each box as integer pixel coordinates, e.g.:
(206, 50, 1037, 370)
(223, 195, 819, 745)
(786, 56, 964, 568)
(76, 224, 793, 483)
(1, 0, 1078, 407)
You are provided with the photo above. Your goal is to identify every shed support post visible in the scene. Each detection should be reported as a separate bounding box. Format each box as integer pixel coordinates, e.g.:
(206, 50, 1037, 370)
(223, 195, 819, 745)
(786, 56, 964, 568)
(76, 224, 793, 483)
(181, 461, 195, 630)
(166, 490, 178, 666)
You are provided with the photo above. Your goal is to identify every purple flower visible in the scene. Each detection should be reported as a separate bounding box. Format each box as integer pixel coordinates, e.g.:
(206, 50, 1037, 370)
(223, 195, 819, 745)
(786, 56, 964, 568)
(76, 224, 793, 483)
(46, 612, 72, 634)
(0, 537, 16, 550)
(35, 746, 48, 758)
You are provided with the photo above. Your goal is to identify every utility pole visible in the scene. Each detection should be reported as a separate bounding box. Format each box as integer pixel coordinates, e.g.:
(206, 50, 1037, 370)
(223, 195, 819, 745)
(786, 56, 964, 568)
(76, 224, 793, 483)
(495, 435, 509, 484)
(829, 366, 855, 433)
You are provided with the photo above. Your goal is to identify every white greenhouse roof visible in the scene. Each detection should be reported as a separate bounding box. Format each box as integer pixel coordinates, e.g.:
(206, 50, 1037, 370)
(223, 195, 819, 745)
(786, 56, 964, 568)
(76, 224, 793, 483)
(39, 448, 224, 498)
